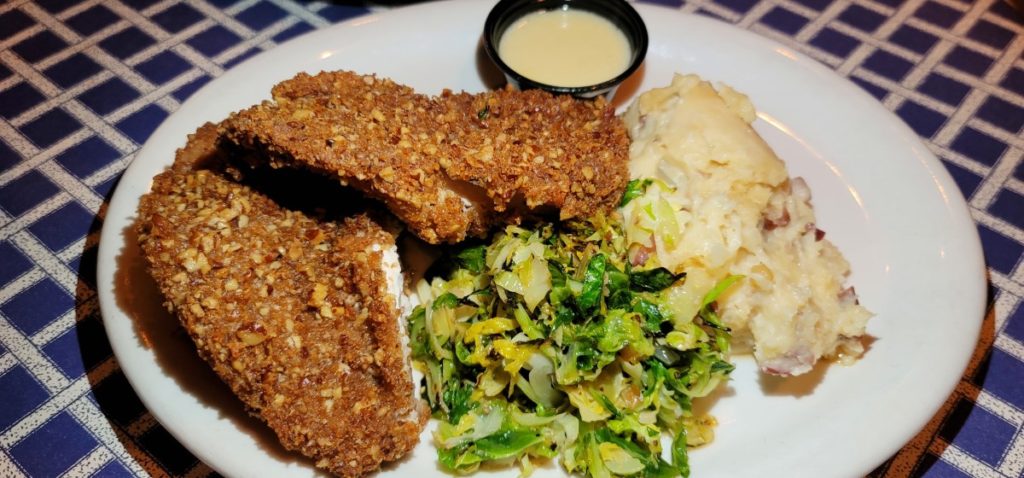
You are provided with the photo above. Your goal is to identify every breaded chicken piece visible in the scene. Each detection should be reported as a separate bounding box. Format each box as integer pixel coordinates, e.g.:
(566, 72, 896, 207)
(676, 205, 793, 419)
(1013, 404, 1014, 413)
(439, 87, 629, 222)
(220, 71, 630, 244)
(136, 124, 426, 477)
(220, 71, 492, 245)
(163, 121, 224, 172)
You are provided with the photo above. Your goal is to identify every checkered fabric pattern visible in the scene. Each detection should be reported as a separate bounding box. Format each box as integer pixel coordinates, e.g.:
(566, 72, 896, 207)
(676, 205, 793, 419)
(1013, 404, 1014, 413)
(0, 0, 1020, 476)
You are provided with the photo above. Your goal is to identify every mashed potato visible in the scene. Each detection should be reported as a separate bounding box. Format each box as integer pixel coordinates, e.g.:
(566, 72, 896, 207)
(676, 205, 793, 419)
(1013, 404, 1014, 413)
(621, 74, 872, 376)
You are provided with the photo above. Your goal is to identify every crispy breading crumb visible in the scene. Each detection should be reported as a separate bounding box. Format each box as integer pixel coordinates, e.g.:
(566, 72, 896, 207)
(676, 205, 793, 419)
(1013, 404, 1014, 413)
(136, 123, 426, 478)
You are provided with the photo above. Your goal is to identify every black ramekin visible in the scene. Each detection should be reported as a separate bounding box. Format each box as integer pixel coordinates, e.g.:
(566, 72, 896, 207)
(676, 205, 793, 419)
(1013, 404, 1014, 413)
(483, 0, 648, 100)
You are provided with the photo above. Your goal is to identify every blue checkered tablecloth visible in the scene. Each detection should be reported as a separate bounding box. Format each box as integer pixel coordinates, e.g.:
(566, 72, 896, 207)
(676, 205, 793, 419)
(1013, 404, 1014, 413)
(0, 0, 1021, 476)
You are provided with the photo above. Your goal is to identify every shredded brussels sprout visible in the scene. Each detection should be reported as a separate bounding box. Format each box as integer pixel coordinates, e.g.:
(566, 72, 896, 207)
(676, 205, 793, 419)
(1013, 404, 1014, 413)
(409, 180, 739, 478)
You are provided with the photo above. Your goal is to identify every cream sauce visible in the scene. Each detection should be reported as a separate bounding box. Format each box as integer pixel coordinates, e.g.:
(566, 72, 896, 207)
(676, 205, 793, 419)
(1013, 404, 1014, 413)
(498, 8, 631, 88)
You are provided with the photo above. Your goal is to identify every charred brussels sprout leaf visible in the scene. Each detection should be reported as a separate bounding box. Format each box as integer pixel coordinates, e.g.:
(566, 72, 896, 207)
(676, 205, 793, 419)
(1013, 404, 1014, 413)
(432, 292, 460, 310)
(579, 254, 607, 312)
(630, 267, 686, 292)
(619, 178, 654, 207)
(442, 381, 477, 424)
(455, 244, 486, 273)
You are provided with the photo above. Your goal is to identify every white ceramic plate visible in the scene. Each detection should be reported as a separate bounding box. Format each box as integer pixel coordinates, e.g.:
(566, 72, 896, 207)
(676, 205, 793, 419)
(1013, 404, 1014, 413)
(96, 1, 987, 477)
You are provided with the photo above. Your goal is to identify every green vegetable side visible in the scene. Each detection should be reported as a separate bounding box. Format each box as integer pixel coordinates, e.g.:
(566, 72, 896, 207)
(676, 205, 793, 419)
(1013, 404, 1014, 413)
(409, 179, 740, 478)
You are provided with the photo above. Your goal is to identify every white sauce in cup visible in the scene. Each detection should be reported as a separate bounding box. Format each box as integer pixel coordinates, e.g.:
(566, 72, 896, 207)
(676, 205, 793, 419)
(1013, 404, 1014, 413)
(498, 8, 631, 88)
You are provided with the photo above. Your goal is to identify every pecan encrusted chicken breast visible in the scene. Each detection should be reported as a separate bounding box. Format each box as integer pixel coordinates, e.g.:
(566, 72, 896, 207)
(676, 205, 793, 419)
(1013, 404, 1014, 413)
(221, 72, 488, 245)
(439, 87, 629, 224)
(136, 123, 426, 477)
(220, 70, 630, 244)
